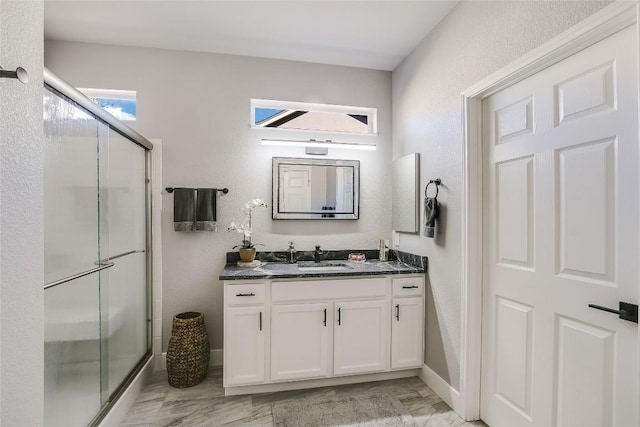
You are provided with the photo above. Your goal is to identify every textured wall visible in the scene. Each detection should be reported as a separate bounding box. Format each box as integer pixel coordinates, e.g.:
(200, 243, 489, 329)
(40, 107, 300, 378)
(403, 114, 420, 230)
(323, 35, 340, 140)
(0, 0, 44, 424)
(44, 42, 392, 352)
(392, 0, 610, 390)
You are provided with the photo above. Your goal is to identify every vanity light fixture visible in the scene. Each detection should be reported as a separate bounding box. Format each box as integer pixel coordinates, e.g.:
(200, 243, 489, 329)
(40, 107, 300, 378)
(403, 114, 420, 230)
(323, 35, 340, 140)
(261, 138, 376, 151)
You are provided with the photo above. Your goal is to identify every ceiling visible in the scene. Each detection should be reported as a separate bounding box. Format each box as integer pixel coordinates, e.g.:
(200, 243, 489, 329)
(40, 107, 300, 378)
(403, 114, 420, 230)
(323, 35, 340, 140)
(44, 1, 458, 71)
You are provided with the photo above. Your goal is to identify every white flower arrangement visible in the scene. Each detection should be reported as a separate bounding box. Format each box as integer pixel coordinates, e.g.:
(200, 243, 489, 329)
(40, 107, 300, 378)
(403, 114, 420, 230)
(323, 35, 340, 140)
(227, 198, 269, 249)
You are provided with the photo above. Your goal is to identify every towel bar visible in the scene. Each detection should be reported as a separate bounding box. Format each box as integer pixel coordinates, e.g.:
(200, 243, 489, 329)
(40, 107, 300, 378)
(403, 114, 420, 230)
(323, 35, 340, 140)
(165, 187, 228, 194)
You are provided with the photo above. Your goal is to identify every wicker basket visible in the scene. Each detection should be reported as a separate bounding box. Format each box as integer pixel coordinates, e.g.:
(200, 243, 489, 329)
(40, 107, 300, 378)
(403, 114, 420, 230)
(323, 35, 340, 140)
(166, 312, 210, 388)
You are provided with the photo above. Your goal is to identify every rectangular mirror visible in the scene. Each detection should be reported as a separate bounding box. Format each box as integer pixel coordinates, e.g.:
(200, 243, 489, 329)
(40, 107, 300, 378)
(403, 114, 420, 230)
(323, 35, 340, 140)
(392, 153, 419, 232)
(272, 157, 359, 220)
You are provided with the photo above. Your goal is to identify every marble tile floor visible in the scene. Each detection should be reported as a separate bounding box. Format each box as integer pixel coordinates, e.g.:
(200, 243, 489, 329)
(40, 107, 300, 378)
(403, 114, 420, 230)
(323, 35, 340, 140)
(120, 367, 487, 427)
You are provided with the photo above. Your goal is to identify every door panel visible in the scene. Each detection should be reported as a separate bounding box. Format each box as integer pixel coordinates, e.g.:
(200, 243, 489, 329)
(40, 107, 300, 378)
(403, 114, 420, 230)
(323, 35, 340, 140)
(271, 303, 331, 381)
(334, 300, 389, 375)
(280, 166, 311, 212)
(556, 138, 615, 282)
(391, 297, 423, 369)
(481, 25, 638, 426)
(224, 306, 265, 386)
(495, 96, 534, 142)
(554, 316, 614, 426)
(496, 156, 534, 269)
(494, 297, 534, 419)
(554, 60, 615, 126)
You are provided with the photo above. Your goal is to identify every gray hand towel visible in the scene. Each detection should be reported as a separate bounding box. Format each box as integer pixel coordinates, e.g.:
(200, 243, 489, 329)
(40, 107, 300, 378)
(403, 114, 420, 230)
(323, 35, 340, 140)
(173, 188, 196, 232)
(424, 197, 438, 238)
(195, 188, 217, 231)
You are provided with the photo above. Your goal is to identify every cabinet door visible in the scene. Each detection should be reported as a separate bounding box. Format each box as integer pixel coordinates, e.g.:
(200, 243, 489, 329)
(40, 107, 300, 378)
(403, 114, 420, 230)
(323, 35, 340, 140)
(224, 306, 265, 386)
(334, 300, 389, 375)
(391, 297, 423, 369)
(271, 303, 331, 381)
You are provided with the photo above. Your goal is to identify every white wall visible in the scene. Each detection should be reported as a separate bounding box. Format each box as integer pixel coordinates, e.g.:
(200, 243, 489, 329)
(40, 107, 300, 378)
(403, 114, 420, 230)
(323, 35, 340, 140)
(0, 0, 44, 424)
(44, 42, 392, 352)
(392, 0, 610, 390)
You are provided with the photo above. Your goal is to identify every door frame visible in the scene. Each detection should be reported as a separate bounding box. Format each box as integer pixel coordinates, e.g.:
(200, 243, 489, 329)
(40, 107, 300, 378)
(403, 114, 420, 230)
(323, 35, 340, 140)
(459, 1, 639, 420)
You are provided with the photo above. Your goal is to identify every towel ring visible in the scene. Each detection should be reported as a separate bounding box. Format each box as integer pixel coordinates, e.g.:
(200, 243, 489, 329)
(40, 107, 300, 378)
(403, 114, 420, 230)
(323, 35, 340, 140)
(425, 179, 442, 198)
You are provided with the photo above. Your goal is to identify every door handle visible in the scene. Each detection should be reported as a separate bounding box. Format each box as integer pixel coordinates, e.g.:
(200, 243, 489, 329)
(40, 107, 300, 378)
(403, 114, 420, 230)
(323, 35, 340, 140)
(323, 308, 327, 327)
(337, 307, 341, 326)
(588, 301, 638, 323)
(259, 311, 262, 331)
(395, 304, 400, 321)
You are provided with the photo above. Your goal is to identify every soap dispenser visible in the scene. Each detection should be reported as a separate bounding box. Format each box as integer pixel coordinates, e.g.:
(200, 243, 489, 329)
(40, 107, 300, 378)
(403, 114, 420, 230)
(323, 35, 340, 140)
(287, 241, 297, 264)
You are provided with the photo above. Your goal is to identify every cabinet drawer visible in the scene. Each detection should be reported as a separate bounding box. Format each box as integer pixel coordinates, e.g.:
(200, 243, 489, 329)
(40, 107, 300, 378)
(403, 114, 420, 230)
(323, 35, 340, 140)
(225, 283, 265, 305)
(392, 277, 424, 297)
(272, 277, 388, 302)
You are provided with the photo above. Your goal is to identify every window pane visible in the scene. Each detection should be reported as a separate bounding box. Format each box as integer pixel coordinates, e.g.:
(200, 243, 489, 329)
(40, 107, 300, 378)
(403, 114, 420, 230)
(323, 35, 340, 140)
(255, 108, 285, 123)
(79, 88, 137, 121)
(93, 98, 136, 121)
(252, 100, 376, 134)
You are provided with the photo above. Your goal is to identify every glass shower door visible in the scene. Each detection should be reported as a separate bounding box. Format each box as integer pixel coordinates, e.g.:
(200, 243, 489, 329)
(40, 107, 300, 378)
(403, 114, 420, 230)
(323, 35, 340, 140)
(44, 85, 151, 426)
(43, 87, 103, 426)
(98, 125, 148, 399)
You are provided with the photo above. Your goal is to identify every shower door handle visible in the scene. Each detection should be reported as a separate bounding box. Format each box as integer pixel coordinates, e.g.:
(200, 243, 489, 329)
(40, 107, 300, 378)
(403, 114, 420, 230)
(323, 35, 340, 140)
(44, 262, 115, 290)
(95, 249, 146, 265)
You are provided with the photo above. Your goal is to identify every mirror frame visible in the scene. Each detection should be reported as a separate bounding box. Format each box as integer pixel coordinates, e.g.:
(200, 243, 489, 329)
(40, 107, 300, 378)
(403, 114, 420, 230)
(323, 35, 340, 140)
(272, 157, 360, 220)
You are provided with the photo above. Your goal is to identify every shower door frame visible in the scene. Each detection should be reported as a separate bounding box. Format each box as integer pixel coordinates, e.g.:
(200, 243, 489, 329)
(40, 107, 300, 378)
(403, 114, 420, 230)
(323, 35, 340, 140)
(43, 67, 154, 427)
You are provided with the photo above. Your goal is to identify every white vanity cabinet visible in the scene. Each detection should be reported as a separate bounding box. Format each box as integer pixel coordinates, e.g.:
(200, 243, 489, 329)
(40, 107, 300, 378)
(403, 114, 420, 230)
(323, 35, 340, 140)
(223, 274, 424, 394)
(223, 282, 266, 387)
(391, 277, 425, 369)
(271, 303, 331, 381)
(334, 299, 389, 375)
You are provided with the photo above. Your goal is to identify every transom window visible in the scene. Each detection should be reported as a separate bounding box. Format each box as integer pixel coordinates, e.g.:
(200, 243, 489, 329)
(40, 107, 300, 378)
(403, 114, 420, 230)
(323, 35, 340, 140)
(251, 99, 377, 135)
(79, 88, 137, 121)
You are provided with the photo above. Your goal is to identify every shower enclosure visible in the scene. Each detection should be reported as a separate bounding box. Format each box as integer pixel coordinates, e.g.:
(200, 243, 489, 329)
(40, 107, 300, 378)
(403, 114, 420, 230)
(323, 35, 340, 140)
(43, 69, 153, 426)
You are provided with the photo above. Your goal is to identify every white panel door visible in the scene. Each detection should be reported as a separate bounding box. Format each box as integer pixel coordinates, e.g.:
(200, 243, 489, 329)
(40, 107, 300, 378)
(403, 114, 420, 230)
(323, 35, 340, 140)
(271, 303, 331, 381)
(481, 25, 639, 426)
(391, 297, 424, 369)
(334, 300, 389, 375)
(280, 166, 311, 212)
(224, 306, 265, 386)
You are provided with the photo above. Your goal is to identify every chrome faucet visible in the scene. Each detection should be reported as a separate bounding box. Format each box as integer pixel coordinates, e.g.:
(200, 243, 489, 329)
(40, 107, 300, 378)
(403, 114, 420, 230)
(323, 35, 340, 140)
(314, 245, 324, 263)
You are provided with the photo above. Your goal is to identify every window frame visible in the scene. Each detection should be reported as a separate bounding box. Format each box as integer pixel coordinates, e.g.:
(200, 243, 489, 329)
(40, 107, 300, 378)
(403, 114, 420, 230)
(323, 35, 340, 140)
(250, 99, 377, 135)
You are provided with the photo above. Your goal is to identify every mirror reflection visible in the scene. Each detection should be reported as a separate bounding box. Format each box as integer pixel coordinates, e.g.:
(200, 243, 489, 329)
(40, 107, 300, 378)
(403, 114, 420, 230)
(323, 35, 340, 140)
(392, 153, 419, 232)
(272, 157, 360, 220)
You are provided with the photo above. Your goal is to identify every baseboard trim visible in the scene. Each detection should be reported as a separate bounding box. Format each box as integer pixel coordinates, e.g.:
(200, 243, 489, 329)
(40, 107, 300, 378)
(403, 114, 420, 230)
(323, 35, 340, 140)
(98, 355, 154, 427)
(418, 364, 463, 417)
(159, 349, 223, 371)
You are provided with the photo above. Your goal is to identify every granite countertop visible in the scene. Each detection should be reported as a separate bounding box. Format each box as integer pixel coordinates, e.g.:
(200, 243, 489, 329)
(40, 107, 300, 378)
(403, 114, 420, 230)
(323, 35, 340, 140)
(219, 259, 425, 281)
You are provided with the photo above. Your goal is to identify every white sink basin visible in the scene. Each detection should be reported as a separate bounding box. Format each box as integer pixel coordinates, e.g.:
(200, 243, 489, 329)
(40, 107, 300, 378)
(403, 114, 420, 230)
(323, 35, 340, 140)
(298, 263, 353, 272)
